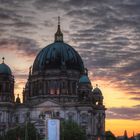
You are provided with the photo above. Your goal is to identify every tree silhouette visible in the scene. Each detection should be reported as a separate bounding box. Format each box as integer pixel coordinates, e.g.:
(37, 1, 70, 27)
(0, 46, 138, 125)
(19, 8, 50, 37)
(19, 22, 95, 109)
(60, 120, 86, 140)
(4, 122, 40, 140)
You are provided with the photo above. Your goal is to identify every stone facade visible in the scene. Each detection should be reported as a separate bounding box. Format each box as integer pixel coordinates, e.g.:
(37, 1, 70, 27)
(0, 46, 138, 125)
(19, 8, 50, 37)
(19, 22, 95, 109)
(0, 20, 106, 140)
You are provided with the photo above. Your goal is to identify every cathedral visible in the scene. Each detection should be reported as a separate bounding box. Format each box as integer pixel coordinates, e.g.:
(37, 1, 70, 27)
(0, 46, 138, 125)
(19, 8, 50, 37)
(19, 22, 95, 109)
(0, 18, 106, 140)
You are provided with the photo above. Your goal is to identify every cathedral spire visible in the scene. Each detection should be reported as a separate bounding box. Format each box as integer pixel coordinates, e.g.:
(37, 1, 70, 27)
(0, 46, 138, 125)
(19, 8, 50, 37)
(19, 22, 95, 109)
(124, 130, 128, 139)
(55, 16, 63, 42)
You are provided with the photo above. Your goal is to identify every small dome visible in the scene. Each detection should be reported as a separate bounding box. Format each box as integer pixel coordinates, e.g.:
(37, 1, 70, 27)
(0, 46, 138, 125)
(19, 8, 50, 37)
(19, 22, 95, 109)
(0, 63, 12, 75)
(79, 75, 91, 83)
(93, 87, 102, 95)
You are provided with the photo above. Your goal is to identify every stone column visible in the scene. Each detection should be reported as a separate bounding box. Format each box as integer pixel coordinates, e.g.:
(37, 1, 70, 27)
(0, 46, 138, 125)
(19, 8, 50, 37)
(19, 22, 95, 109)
(77, 110, 80, 125)
(48, 80, 50, 94)
(30, 82, 32, 97)
(43, 80, 46, 95)
(70, 81, 72, 95)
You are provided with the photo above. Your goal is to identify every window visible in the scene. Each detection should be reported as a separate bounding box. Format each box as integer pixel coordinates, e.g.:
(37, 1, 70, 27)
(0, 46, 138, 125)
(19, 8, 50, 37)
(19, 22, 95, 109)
(68, 114, 73, 120)
(56, 112, 59, 117)
(15, 115, 19, 123)
(67, 112, 74, 121)
(40, 129, 43, 134)
(81, 114, 88, 123)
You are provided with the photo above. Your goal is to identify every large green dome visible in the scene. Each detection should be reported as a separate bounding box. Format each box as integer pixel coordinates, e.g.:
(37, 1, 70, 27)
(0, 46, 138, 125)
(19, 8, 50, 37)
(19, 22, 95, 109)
(33, 21, 84, 73)
(0, 63, 12, 75)
(32, 42, 84, 73)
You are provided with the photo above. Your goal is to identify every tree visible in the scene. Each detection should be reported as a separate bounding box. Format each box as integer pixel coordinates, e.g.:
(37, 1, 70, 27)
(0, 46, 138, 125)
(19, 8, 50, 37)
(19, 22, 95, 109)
(105, 131, 116, 140)
(0, 135, 4, 140)
(124, 130, 128, 140)
(60, 120, 86, 140)
(4, 122, 41, 140)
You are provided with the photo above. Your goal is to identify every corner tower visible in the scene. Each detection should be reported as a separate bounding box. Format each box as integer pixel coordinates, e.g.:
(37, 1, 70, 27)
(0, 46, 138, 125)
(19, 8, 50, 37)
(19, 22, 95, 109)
(0, 57, 14, 102)
(0, 57, 15, 134)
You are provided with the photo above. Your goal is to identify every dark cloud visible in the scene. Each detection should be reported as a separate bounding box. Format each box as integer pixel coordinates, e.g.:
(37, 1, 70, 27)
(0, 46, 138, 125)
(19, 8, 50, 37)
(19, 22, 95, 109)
(130, 97, 140, 101)
(128, 92, 140, 95)
(107, 105, 140, 120)
(44, 20, 54, 27)
(0, 21, 37, 29)
(63, 0, 140, 96)
(0, 4, 38, 38)
(33, 0, 65, 11)
(0, 7, 21, 21)
(0, 37, 40, 57)
(0, 0, 24, 7)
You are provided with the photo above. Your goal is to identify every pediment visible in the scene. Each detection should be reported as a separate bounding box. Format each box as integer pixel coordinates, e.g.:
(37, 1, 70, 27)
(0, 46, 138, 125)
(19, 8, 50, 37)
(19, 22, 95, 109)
(35, 100, 60, 108)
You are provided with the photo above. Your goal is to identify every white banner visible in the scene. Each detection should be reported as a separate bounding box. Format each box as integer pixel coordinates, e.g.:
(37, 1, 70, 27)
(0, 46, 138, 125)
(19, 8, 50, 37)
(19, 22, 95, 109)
(48, 119, 60, 140)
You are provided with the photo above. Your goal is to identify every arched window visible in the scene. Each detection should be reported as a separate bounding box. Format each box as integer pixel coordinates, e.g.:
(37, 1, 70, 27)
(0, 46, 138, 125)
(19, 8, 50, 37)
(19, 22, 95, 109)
(80, 113, 88, 124)
(67, 112, 75, 121)
(15, 114, 19, 123)
(38, 81, 43, 94)
(50, 81, 60, 95)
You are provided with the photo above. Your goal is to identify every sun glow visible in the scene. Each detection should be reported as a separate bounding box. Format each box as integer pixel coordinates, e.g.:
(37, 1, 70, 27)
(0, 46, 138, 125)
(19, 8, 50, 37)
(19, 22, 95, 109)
(90, 79, 140, 137)
(106, 119, 140, 137)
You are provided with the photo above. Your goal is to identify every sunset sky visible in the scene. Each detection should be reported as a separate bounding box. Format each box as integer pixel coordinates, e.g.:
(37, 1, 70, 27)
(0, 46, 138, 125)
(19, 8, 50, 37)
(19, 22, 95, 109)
(0, 0, 140, 137)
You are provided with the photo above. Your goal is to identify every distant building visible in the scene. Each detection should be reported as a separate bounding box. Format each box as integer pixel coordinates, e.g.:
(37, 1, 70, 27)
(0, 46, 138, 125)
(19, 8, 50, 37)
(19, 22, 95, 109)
(105, 131, 116, 140)
(117, 130, 128, 140)
(117, 131, 140, 140)
(0, 18, 106, 140)
(134, 134, 140, 140)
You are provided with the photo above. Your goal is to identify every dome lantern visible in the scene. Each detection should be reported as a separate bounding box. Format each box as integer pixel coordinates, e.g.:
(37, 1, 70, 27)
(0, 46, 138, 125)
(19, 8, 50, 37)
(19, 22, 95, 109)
(55, 16, 63, 42)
